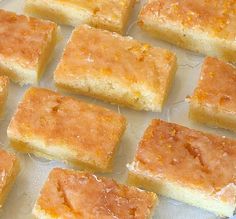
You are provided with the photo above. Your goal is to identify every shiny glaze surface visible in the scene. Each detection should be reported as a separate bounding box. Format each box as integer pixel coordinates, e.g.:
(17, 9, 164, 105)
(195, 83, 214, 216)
(191, 57, 236, 113)
(36, 168, 157, 218)
(54, 25, 176, 94)
(7, 87, 126, 169)
(134, 119, 236, 203)
(0, 9, 57, 68)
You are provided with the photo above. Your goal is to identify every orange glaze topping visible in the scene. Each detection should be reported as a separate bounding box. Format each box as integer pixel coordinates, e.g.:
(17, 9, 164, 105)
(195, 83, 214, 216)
(0, 9, 57, 68)
(0, 149, 17, 194)
(134, 119, 236, 203)
(140, 0, 236, 40)
(191, 57, 236, 114)
(54, 25, 176, 93)
(37, 168, 156, 218)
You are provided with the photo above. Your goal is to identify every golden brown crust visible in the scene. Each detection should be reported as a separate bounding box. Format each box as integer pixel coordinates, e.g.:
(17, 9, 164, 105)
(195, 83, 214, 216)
(34, 168, 157, 219)
(132, 119, 236, 204)
(7, 87, 126, 171)
(54, 25, 176, 111)
(139, 0, 236, 41)
(0, 9, 57, 69)
(191, 57, 236, 113)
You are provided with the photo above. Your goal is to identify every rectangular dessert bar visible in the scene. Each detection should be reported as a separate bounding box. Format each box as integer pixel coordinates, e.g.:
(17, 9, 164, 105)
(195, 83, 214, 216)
(0, 9, 58, 85)
(25, 0, 135, 34)
(33, 168, 157, 219)
(139, 0, 236, 62)
(54, 25, 177, 112)
(0, 148, 20, 207)
(7, 87, 126, 172)
(0, 76, 9, 117)
(127, 119, 236, 217)
(189, 57, 236, 132)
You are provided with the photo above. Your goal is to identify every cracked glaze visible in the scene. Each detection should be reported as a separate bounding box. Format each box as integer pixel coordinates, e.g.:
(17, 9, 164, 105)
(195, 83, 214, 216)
(134, 119, 236, 203)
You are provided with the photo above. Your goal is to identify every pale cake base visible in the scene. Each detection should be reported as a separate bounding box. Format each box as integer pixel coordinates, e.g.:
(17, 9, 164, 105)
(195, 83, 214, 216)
(25, 0, 135, 34)
(25, 0, 91, 29)
(56, 62, 176, 112)
(189, 102, 236, 132)
(128, 169, 235, 217)
(0, 28, 58, 86)
(0, 158, 20, 208)
(140, 21, 236, 62)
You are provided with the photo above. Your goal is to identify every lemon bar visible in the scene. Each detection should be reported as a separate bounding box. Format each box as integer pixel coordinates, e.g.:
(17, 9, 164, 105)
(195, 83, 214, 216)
(189, 57, 236, 132)
(0, 9, 58, 85)
(54, 25, 177, 112)
(139, 0, 236, 62)
(33, 168, 157, 219)
(25, 0, 135, 34)
(7, 87, 126, 172)
(128, 119, 236, 217)
(0, 148, 20, 207)
(0, 76, 9, 117)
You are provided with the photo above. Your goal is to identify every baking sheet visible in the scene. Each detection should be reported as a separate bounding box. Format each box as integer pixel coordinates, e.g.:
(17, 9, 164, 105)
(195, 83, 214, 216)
(0, 0, 236, 218)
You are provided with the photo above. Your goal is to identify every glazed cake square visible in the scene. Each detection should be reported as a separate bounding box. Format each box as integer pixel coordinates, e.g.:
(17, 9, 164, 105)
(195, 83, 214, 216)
(25, 0, 135, 34)
(0, 9, 58, 85)
(127, 119, 236, 217)
(0, 76, 9, 117)
(54, 25, 177, 112)
(7, 87, 126, 172)
(0, 148, 20, 207)
(189, 57, 236, 132)
(139, 0, 236, 62)
(33, 168, 157, 219)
